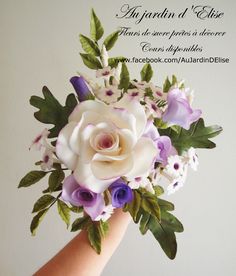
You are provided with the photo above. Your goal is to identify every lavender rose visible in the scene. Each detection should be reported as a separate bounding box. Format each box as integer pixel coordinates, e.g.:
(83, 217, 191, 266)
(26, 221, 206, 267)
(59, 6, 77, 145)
(110, 179, 133, 208)
(61, 175, 104, 220)
(162, 88, 202, 130)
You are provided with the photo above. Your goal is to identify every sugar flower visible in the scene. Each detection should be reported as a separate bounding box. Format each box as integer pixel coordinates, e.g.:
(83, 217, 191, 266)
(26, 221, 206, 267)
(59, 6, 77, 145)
(95, 85, 122, 104)
(61, 175, 105, 220)
(127, 88, 145, 101)
(40, 148, 54, 171)
(70, 76, 93, 102)
(156, 136, 177, 166)
(162, 88, 202, 130)
(167, 165, 188, 195)
(94, 204, 114, 222)
(101, 45, 109, 67)
(186, 147, 199, 171)
(164, 155, 185, 178)
(110, 178, 133, 208)
(96, 66, 115, 79)
(29, 128, 50, 151)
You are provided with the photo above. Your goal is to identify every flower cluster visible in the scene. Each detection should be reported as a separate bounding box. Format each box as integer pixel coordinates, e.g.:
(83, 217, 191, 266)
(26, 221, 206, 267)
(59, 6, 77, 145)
(19, 9, 222, 258)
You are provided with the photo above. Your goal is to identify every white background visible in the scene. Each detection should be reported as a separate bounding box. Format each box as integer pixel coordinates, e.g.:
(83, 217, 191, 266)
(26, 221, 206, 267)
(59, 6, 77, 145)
(0, 0, 235, 275)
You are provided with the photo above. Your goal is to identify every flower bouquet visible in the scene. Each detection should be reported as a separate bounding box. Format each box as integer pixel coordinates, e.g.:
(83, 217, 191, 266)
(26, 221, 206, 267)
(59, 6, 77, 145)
(18, 9, 222, 259)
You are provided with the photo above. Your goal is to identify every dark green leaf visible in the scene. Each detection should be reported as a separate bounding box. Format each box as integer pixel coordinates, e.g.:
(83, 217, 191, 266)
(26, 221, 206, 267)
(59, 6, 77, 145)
(30, 88, 77, 138)
(43, 183, 62, 194)
(141, 192, 161, 221)
(124, 190, 141, 222)
(30, 208, 48, 236)
(18, 170, 47, 188)
(172, 75, 178, 85)
(139, 211, 150, 235)
(141, 63, 153, 82)
(90, 9, 104, 41)
(70, 206, 83, 213)
(32, 195, 55, 213)
(161, 212, 184, 233)
(108, 57, 125, 68)
(104, 31, 119, 51)
(148, 216, 177, 259)
(71, 216, 90, 232)
(57, 199, 70, 228)
(98, 221, 109, 238)
(158, 198, 175, 211)
(49, 170, 65, 192)
(80, 53, 102, 70)
(87, 223, 102, 254)
(79, 34, 100, 56)
(163, 77, 172, 93)
(118, 63, 130, 91)
(159, 118, 223, 154)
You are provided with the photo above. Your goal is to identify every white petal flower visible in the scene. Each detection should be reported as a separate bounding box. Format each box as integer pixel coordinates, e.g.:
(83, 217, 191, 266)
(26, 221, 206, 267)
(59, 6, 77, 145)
(94, 204, 114, 222)
(113, 62, 122, 84)
(164, 155, 185, 178)
(149, 83, 167, 101)
(96, 66, 115, 79)
(127, 88, 145, 101)
(95, 85, 122, 104)
(167, 164, 188, 195)
(29, 128, 50, 150)
(186, 147, 199, 171)
(145, 99, 162, 118)
(128, 176, 154, 194)
(40, 148, 54, 171)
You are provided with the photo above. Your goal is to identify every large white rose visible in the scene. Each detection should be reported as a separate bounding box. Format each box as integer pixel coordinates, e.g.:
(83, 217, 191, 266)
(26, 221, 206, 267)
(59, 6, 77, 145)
(56, 96, 157, 193)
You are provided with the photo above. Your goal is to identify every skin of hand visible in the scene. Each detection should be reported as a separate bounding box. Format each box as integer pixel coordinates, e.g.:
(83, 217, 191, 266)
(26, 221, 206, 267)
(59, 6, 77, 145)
(34, 208, 131, 276)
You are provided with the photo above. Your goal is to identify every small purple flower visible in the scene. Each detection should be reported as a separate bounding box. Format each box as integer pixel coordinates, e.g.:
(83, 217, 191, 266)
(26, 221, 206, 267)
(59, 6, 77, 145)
(162, 88, 202, 130)
(156, 136, 177, 166)
(61, 175, 104, 220)
(142, 120, 160, 141)
(110, 178, 133, 208)
(70, 76, 93, 102)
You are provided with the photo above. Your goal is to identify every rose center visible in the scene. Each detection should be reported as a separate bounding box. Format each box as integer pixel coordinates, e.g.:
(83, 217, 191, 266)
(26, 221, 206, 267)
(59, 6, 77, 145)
(98, 133, 114, 149)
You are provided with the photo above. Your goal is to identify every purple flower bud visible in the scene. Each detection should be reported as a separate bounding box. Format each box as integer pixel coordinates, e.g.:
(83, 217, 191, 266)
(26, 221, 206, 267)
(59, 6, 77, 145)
(156, 136, 177, 166)
(162, 88, 202, 130)
(110, 178, 133, 208)
(61, 175, 104, 220)
(70, 76, 93, 102)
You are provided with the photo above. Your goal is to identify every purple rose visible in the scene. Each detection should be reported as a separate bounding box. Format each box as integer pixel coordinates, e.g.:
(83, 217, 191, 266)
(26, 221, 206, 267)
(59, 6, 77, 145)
(70, 76, 93, 102)
(110, 179, 133, 208)
(61, 175, 104, 220)
(162, 88, 202, 130)
(156, 136, 177, 165)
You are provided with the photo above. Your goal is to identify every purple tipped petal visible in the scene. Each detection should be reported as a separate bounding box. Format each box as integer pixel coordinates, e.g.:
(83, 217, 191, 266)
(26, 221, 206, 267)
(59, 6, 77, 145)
(162, 88, 202, 130)
(61, 175, 80, 206)
(142, 120, 160, 141)
(70, 76, 92, 102)
(84, 195, 105, 220)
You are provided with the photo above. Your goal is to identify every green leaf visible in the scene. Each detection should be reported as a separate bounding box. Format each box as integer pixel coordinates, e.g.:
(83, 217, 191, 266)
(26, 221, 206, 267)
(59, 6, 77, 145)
(141, 63, 153, 82)
(161, 212, 184, 233)
(90, 9, 104, 41)
(32, 195, 55, 213)
(18, 170, 47, 188)
(43, 183, 62, 194)
(30, 208, 48, 236)
(153, 185, 164, 196)
(124, 190, 141, 222)
(80, 53, 102, 70)
(87, 223, 102, 254)
(139, 211, 150, 235)
(141, 192, 161, 221)
(98, 221, 109, 238)
(159, 118, 223, 154)
(118, 63, 130, 91)
(71, 216, 90, 232)
(57, 199, 70, 228)
(172, 75, 178, 85)
(103, 31, 119, 51)
(70, 206, 83, 213)
(48, 170, 65, 192)
(163, 77, 172, 93)
(158, 198, 175, 211)
(148, 215, 177, 259)
(108, 57, 125, 68)
(30, 88, 77, 138)
(79, 34, 100, 56)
